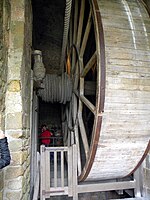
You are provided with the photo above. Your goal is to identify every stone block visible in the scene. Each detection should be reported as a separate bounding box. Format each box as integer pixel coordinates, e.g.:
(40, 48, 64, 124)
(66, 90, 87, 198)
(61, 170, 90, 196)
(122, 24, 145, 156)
(5, 166, 23, 179)
(0, 171, 4, 190)
(6, 130, 24, 139)
(5, 92, 22, 113)
(22, 191, 30, 200)
(10, 21, 24, 49)
(23, 138, 30, 147)
(5, 112, 22, 129)
(8, 80, 21, 92)
(0, 191, 3, 200)
(7, 50, 22, 79)
(22, 113, 30, 129)
(11, 0, 24, 21)
(11, 152, 23, 165)
(7, 176, 23, 190)
(9, 139, 22, 152)
(22, 151, 28, 163)
(6, 190, 22, 200)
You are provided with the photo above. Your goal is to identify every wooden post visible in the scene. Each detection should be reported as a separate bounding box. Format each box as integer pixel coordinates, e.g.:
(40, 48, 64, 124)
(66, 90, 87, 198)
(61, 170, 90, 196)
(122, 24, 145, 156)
(61, 151, 65, 188)
(40, 145, 46, 200)
(54, 151, 58, 188)
(72, 94, 82, 175)
(134, 165, 143, 197)
(72, 144, 78, 200)
(68, 146, 73, 196)
(45, 149, 50, 191)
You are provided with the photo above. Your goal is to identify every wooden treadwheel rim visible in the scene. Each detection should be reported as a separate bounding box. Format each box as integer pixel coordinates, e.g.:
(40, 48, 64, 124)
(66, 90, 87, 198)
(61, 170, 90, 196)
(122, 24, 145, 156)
(79, 0, 106, 181)
(79, 0, 150, 182)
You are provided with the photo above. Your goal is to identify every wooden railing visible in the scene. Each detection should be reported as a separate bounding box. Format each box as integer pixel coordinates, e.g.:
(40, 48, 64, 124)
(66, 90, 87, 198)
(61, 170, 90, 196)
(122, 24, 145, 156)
(39, 136, 63, 147)
(40, 144, 78, 200)
(32, 144, 143, 200)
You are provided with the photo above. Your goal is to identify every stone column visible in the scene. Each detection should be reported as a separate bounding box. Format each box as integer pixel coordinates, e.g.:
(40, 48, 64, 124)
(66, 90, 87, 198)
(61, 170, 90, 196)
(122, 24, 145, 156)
(3, 0, 32, 199)
(0, 0, 10, 199)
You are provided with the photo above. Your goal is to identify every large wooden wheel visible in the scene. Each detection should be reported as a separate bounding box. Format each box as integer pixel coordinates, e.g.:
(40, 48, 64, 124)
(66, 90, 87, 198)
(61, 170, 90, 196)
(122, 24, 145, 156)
(62, 0, 150, 182)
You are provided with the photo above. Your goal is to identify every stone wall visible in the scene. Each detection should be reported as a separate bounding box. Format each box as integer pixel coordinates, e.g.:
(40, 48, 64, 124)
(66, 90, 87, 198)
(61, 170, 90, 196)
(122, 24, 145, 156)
(2, 0, 32, 199)
(0, 0, 10, 199)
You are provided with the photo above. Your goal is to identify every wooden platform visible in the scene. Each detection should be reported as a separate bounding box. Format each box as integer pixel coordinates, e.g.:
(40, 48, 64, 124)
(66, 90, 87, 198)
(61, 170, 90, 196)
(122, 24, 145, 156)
(112, 198, 149, 200)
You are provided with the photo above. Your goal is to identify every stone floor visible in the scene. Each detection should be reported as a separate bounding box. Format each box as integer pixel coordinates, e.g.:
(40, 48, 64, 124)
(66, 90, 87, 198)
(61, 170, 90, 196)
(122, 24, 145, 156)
(49, 191, 130, 200)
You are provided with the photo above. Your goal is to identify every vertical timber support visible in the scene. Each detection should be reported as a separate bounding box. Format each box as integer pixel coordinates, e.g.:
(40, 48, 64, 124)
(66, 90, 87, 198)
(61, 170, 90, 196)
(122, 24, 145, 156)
(134, 165, 143, 198)
(72, 144, 78, 200)
(68, 145, 73, 196)
(40, 145, 46, 200)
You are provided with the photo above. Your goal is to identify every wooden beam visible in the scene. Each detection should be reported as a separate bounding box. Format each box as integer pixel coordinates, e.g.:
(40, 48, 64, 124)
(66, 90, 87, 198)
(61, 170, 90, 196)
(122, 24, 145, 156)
(80, 95, 95, 114)
(78, 106, 89, 159)
(73, 61, 80, 90)
(76, 0, 85, 49)
(78, 76, 89, 159)
(71, 0, 78, 73)
(72, 94, 82, 175)
(74, 89, 95, 113)
(81, 52, 97, 77)
(77, 180, 136, 193)
(80, 10, 92, 58)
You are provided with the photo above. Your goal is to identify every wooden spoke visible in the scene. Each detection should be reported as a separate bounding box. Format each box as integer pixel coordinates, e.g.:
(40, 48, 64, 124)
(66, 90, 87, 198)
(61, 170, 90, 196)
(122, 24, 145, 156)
(69, 14, 73, 48)
(78, 100, 89, 160)
(78, 77, 90, 159)
(76, 0, 85, 49)
(80, 10, 92, 58)
(72, 94, 82, 175)
(71, 0, 78, 73)
(81, 51, 97, 77)
(73, 61, 79, 90)
(80, 95, 95, 114)
(73, 0, 86, 89)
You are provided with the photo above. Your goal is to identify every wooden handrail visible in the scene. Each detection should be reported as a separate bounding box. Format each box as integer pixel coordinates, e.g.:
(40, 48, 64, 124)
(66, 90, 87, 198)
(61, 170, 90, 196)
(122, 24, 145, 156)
(39, 136, 63, 146)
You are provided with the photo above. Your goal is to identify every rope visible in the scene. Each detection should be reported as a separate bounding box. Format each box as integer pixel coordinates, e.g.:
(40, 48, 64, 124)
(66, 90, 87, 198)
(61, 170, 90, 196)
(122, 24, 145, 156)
(38, 73, 72, 104)
(60, 0, 72, 72)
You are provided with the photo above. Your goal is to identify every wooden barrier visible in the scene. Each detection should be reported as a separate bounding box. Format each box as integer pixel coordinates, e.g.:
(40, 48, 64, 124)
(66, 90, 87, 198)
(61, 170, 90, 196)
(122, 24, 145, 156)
(40, 144, 78, 200)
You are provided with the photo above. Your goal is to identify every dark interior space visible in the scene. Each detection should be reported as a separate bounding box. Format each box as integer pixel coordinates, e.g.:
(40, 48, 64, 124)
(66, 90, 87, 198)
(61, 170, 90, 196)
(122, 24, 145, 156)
(32, 0, 65, 74)
(32, 0, 96, 147)
(38, 99, 63, 147)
